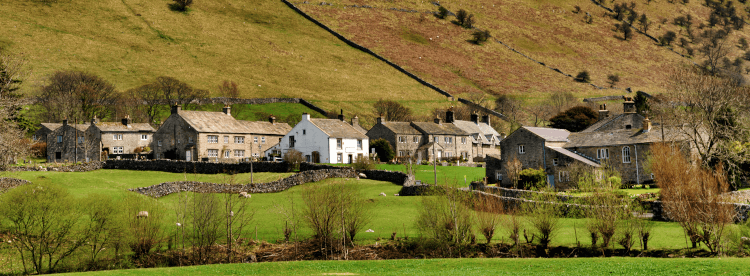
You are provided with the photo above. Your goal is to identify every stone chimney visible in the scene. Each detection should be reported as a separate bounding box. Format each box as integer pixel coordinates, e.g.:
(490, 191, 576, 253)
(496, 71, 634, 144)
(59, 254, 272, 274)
(482, 115, 490, 125)
(62, 119, 68, 126)
(91, 116, 99, 125)
(471, 113, 479, 124)
(376, 113, 384, 124)
(302, 113, 310, 121)
(434, 115, 442, 125)
(269, 115, 276, 125)
(445, 107, 454, 123)
(122, 115, 132, 126)
(338, 109, 345, 121)
(351, 115, 360, 127)
(171, 104, 182, 115)
(598, 104, 610, 121)
(643, 116, 652, 133)
(623, 97, 636, 114)
(222, 105, 231, 116)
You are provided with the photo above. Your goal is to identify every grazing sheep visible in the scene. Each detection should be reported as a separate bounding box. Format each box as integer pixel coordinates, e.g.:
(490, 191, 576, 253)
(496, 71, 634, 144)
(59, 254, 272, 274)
(137, 211, 149, 218)
(239, 192, 251, 198)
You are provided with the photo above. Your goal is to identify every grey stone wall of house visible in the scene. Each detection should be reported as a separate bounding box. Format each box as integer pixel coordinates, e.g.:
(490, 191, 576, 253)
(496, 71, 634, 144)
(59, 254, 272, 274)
(129, 168, 358, 197)
(494, 128, 546, 186)
(593, 113, 644, 132)
(153, 114, 199, 161)
(566, 144, 651, 184)
(33, 126, 54, 143)
(46, 124, 101, 163)
(103, 159, 289, 173)
(0, 177, 31, 192)
(101, 131, 153, 156)
(485, 154, 502, 184)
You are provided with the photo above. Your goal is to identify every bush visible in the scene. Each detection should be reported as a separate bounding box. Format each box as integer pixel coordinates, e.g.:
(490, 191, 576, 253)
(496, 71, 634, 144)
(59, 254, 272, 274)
(302, 180, 371, 250)
(523, 188, 561, 249)
(370, 138, 394, 162)
(455, 9, 474, 28)
(31, 142, 46, 158)
(549, 106, 599, 132)
(170, 0, 193, 12)
(607, 74, 620, 87)
(416, 184, 475, 249)
(437, 6, 449, 19)
(471, 30, 491, 44)
(660, 31, 677, 45)
(519, 168, 546, 190)
(352, 155, 376, 171)
(574, 70, 591, 83)
(283, 149, 303, 171)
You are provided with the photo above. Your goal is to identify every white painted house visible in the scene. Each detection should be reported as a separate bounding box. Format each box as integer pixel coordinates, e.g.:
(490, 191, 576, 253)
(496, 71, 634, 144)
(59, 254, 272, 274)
(266, 113, 369, 164)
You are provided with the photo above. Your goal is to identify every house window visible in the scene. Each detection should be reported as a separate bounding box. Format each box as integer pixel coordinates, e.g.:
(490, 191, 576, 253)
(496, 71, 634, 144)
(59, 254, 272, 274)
(357, 153, 363, 161)
(141, 134, 148, 140)
(597, 148, 609, 159)
(224, 150, 230, 158)
(56, 152, 61, 159)
(413, 136, 419, 143)
(461, 137, 467, 144)
(398, 136, 405, 143)
(208, 135, 218, 143)
(224, 136, 229, 143)
(113, 147, 123, 154)
(289, 136, 295, 148)
(553, 158, 559, 166)
(33, 135, 37, 141)
(434, 136, 439, 143)
(234, 150, 245, 157)
(158, 140, 162, 147)
(78, 136, 84, 144)
(234, 136, 244, 144)
(337, 153, 342, 163)
(518, 145, 525, 154)
(337, 138, 343, 150)
(57, 136, 62, 143)
(188, 137, 193, 143)
(399, 151, 405, 156)
(496, 171, 503, 181)
(254, 136, 258, 143)
(178, 139, 181, 144)
(303, 129, 306, 135)
(461, 152, 468, 159)
(651, 173, 655, 180)
(357, 139, 362, 150)
(445, 152, 452, 158)
(445, 137, 453, 144)
(305, 155, 311, 162)
(208, 149, 218, 157)
(559, 171, 570, 182)
(113, 134, 122, 140)
(261, 137, 266, 143)
(622, 146, 631, 163)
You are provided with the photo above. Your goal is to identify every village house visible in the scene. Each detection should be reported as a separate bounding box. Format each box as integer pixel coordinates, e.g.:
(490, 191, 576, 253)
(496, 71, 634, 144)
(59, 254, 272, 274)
(46, 119, 101, 163)
(153, 105, 291, 161)
(266, 113, 369, 164)
(92, 116, 155, 159)
(366, 110, 475, 162)
(486, 98, 691, 188)
(33, 123, 61, 143)
(451, 113, 502, 161)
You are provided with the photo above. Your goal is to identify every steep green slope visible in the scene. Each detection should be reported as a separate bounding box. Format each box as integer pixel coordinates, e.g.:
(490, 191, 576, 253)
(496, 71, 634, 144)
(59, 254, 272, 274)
(0, 0, 443, 105)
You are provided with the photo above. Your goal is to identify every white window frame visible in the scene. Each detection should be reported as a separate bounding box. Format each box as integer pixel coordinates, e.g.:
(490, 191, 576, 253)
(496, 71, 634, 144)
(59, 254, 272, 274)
(337, 153, 342, 163)
(208, 135, 218, 143)
(158, 140, 162, 147)
(337, 139, 343, 150)
(622, 146, 631, 163)
(496, 171, 503, 181)
(559, 171, 570, 182)
(254, 136, 258, 143)
(261, 137, 266, 143)
(234, 150, 245, 157)
(461, 137, 467, 144)
(141, 134, 148, 140)
(413, 136, 419, 143)
(57, 136, 62, 143)
(445, 137, 452, 144)
(234, 136, 244, 144)
(114, 134, 122, 140)
(224, 150, 230, 158)
(207, 149, 218, 158)
(399, 151, 405, 157)
(398, 136, 405, 143)
(597, 148, 609, 159)
(518, 145, 525, 154)
(357, 139, 362, 150)
(113, 147, 123, 154)
(188, 137, 193, 143)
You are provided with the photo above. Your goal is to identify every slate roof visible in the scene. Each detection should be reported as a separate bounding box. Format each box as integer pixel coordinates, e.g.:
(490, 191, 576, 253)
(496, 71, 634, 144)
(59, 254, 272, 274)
(582, 113, 645, 133)
(547, 147, 601, 167)
(411, 122, 468, 136)
(310, 119, 369, 139)
(565, 127, 687, 148)
(178, 110, 251, 134)
(40, 123, 62, 131)
(524, 126, 570, 142)
(417, 141, 444, 151)
(352, 124, 368, 135)
(452, 120, 501, 145)
(239, 121, 292, 136)
(95, 122, 155, 132)
(380, 122, 421, 135)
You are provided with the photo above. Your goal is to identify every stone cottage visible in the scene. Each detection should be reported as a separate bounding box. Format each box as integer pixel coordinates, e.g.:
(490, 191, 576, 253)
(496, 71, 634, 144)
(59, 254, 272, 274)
(153, 105, 291, 161)
(33, 123, 61, 142)
(92, 116, 155, 159)
(452, 113, 502, 161)
(46, 119, 101, 163)
(366, 110, 474, 162)
(266, 113, 369, 164)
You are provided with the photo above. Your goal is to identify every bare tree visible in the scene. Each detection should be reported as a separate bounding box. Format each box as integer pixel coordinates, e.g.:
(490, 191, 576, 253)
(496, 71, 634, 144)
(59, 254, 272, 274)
(373, 99, 413, 122)
(699, 31, 731, 75)
(0, 52, 29, 98)
(218, 80, 240, 99)
(474, 194, 504, 244)
(506, 155, 523, 188)
(222, 177, 254, 263)
(154, 76, 207, 109)
(0, 97, 32, 167)
(188, 192, 222, 264)
(128, 83, 164, 125)
(38, 71, 119, 122)
(548, 92, 577, 114)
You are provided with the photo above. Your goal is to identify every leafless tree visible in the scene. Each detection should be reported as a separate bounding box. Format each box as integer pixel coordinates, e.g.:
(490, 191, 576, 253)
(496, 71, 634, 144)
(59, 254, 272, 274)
(38, 71, 119, 122)
(474, 194, 504, 244)
(218, 80, 240, 100)
(222, 177, 254, 263)
(548, 92, 577, 114)
(506, 155, 523, 188)
(373, 99, 413, 122)
(154, 76, 208, 109)
(0, 97, 31, 167)
(128, 83, 163, 125)
(698, 30, 730, 75)
(0, 52, 29, 98)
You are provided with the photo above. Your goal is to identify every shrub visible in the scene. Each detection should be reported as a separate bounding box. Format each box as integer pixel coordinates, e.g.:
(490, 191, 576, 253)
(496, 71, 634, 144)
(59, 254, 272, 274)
(523, 188, 561, 249)
(302, 180, 371, 250)
(471, 30, 491, 44)
(574, 70, 591, 83)
(474, 195, 504, 244)
(123, 193, 165, 261)
(352, 155, 376, 171)
(171, 0, 193, 12)
(283, 149, 303, 171)
(31, 142, 46, 158)
(416, 184, 475, 251)
(519, 168, 546, 190)
(549, 106, 599, 132)
(370, 138, 394, 162)
(660, 31, 677, 45)
(455, 9, 474, 28)
(437, 6, 449, 19)
(607, 74, 620, 87)
(739, 37, 749, 50)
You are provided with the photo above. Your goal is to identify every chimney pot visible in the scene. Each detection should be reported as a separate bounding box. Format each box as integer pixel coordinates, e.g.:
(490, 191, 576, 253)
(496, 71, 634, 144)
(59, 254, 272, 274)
(302, 113, 310, 121)
(62, 119, 68, 126)
(269, 115, 276, 124)
(445, 109, 454, 123)
(434, 115, 442, 125)
(482, 115, 490, 125)
(171, 104, 182, 115)
(222, 105, 231, 116)
(471, 113, 479, 124)
(338, 109, 345, 121)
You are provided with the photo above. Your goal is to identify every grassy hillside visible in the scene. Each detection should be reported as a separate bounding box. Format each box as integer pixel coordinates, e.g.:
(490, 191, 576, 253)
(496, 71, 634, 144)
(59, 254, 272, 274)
(298, 0, 750, 101)
(0, 0, 444, 106)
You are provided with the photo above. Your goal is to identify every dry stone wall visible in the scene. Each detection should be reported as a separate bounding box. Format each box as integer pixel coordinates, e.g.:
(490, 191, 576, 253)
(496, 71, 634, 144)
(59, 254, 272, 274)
(0, 177, 30, 192)
(102, 160, 289, 173)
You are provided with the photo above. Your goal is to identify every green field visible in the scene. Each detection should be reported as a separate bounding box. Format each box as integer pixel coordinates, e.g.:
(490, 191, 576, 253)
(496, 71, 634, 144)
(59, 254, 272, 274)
(67, 258, 750, 276)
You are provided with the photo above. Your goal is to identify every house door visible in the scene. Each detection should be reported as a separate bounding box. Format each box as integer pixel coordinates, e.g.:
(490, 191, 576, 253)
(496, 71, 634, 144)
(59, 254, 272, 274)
(186, 150, 191, 161)
(437, 150, 442, 160)
(547, 175, 555, 188)
(348, 154, 353, 164)
(312, 151, 320, 163)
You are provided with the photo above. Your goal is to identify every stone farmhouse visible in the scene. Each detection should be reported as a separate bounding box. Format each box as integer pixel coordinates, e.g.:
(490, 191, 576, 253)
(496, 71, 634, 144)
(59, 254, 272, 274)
(33, 123, 61, 142)
(153, 105, 291, 162)
(366, 110, 481, 162)
(266, 113, 369, 164)
(487, 98, 692, 188)
(46, 119, 101, 163)
(92, 116, 155, 159)
(452, 113, 502, 160)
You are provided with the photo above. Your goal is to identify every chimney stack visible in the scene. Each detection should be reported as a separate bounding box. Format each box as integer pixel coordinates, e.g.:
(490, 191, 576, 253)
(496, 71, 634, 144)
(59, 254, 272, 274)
(302, 113, 310, 121)
(471, 113, 479, 124)
(91, 116, 99, 125)
(445, 107, 454, 123)
(171, 104, 182, 115)
(338, 109, 345, 121)
(122, 115, 132, 126)
(434, 115, 442, 125)
(222, 105, 231, 116)
(376, 113, 384, 124)
(269, 115, 276, 125)
(623, 97, 636, 114)
(482, 115, 490, 125)
(62, 119, 68, 126)
(643, 116, 652, 133)
(598, 104, 610, 121)
(351, 115, 360, 127)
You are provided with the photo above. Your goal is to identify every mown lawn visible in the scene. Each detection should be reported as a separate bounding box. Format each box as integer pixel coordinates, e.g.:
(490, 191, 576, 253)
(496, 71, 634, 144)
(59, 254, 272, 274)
(67, 257, 750, 276)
